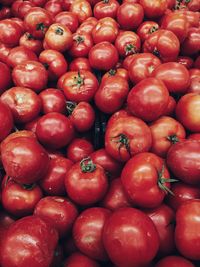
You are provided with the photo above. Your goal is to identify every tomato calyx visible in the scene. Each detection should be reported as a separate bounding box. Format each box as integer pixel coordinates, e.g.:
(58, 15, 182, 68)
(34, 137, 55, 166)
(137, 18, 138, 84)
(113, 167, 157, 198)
(167, 134, 180, 144)
(80, 157, 96, 173)
(157, 165, 178, 195)
(73, 72, 84, 88)
(75, 35, 84, 45)
(55, 27, 64, 35)
(22, 183, 36, 190)
(125, 44, 137, 56)
(152, 48, 160, 58)
(26, 33, 35, 40)
(147, 65, 155, 74)
(36, 23, 47, 33)
(149, 26, 158, 34)
(103, 0, 109, 3)
(108, 69, 117, 76)
(111, 133, 131, 157)
(66, 101, 77, 115)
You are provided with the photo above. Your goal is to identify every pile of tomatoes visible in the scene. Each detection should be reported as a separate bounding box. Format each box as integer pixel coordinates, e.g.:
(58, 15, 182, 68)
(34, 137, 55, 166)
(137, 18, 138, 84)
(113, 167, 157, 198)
(0, 0, 200, 266)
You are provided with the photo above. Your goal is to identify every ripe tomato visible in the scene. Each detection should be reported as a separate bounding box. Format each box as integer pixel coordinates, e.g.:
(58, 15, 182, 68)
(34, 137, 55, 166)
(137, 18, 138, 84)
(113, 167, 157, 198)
(69, 0, 92, 23)
(155, 256, 195, 267)
(94, 0, 119, 19)
(103, 207, 159, 267)
(0, 43, 11, 64)
(0, 19, 23, 47)
(44, 0, 63, 16)
(76, 17, 97, 35)
(177, 56, 194, 69)
(55, 11, 79, 33)
(69, 57, 92, 71)
(69, 32, 93, 58)
(139, 0, 168, 18)
(11, 0, 35, 19)
(19, 32, 43, 55)
(64, 252, 100, 267)
(73, 207, 111, 260)
(65, 157, 108, 205)
(0, 62, 11, 94)
(0, 215, 58, 267)
(0, 100, 13, 142)
(137, 20, 159, 43)
(127, 78, 169, 122)
(181, 27, 200, 56)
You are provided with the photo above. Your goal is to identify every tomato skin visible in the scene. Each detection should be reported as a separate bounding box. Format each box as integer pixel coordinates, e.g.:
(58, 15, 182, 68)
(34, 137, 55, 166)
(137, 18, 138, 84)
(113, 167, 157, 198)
(2, 176, 43, 217)
(105, 113, 152, 162)
(94, 75, 129, 114)
(44, 0, 63, 16)
(24, 116, 41, 133)
(76, 17, 97, 35)
(94, 0, 119, 19)
(65, 159, 108, 205)
(1, 136, 50, 184)
(127, 78, 169, 122)
(150, 116, 186, 158)
(89, 41, 119, 70)
(36, 112, 75, 149)
(19, 32, 43, 55)
(0, 215, 58, 267)
(11, 0, 35, 19)
(12, 60, 48, 92)
(0, 43, 11, 64)
(64, 252, 100, 267)
(155, 256, 195, 267)
(176, 93, 200, 132)
(117, 3, 144, 30)
(128, 53, 161, 84)
(0, 62, 11, 94)
(0, 19, 23, 47)
(34, 196, 78, 238)
(69, 57, 92, 71)
(70, 0, 92, 23)
(167, 140, 200, 185)
(0, 6, 12, 20)
(194, 56, 200, 68)
(177, 56, 194, 69)
(55, 11, 79, 33)
(181, 27, 200, 56)
(175, 200, 200, 260)
(73, 207, 111, 261)
(69, 32, 93, 58)
(139, 0, 168, 18)
(143, 29, 180, 62)
(137, 21, 159, 43)
(103, 207, 159, 267)
(0, 101, 13, 142)
(66, 138, 94, 163)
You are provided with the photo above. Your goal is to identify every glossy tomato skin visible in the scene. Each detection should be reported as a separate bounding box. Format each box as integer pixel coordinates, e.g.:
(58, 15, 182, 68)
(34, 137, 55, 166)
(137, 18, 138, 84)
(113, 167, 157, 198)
(105, 113, 152, 162)
(127, 78, 169, 122)
(1, 136, 50, 184)
(177, 56, 194, 69)
(69, 32, 93, 58)
(55, 11, 79, 33)
(69, 0, 92, 23)
(155, 256, 195, 267)
(19, 32, 43, 55)
(1, 86, 41, 124)
(0, 19, 23, 47)
(0, 100, 13, 142)
(167, 140, 200, 185)
(44, 0, 63, 16)
(65, 158, 108, 205)
(73, 207, 111, 261)
(11, 0, 35, 19)
(121, 152, 171, 208)
(181, 27, 200, 56)
(69, 57, 91, 71)
(137, 21, 159, 43)
(36, 112, 75, 149)
(139, 0, 168, 18)
(175, 200, 200, 260)
(64, 252, 100, 267)
(94, 0, 119, 19)
(103, 207, 159, 267)
(34, 196, 78, 238)
(0, 215, 58, 267)
(0, 62, 11, 94)
(76, 17, 97, 35)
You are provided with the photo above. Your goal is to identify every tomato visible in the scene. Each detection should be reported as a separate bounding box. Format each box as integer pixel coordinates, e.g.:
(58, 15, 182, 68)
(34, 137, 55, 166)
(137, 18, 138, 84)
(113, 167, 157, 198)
(105, 112, 152, 162)
(175, 200, 200, 260)
(12, 60, 48, 92)
(55, 11, 79, 33)
(143, 29, 180, 62)
(30, 0, 47, 6)
(0, 215, 58, 267)
(137, 21, 159, 43)
(0, 6, 11, 20)
(155, 256, 195, 267)
(103, 207, 159, 267)
(73, 207, 110, 260)
(167, 140, 200, 185)
(64, 252, 100, 267)
(11, 0, 35, 19)
(44, 23, 73, 52)
(34, 196, 78, 238)
(36, 112, 75, 149)
(128, 53, 161, 84)
(0, 100, 13, 142)
(0, 43, 11, 64)
(88, 41, 119, 70)
(187, 0, 200, 11)
(69, 32, 93, 57)
(0, 62, 11, 94)
(150, 116, 186, 158)
(194, 55, 200, 68)
(0, 19, 23, 47)
(76, 17, 97, 35)
(69, 0, 92, 23)
(139, 0, 168, 18)
(174, 10, 200, 28)
(2, 176, 43, 217)
(117, 3, 144, 30)
(92, 17, 118, 44)
(39, 156, 72, 196)
(69, 57, 92, 71)
(177, 56, 194, 69)
(6, 45, 38, 68)
(187, 76, 200, 94)
(181, 27, 200, 56)
(166, 182, 200, 211)
(66, 138, 94, 163)
(1, 135, 50, 184)
(19, 32, 43, 55)
(67, 101, 95, 132)
(102, 68, 129, 82)
(127, 78, 169, 122)
(176, 93, 200, 132)
(24, 7, 53, 39)
(39, 49, 68, 80)
(94, 0, 119, 19)
(24, 116, 41, 133)
(65, 157, 108, 205)
(1, 86, 41, 124)
(44, 0, 63, 16)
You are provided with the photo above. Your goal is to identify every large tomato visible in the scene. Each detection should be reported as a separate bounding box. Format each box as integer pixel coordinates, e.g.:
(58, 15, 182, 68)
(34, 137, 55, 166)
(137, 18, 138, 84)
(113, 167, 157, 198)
(94, 0, 119, 19)
(19, 32, 43, 55)
(155, 256, 195, 267)
(69, 0, 92, 23)
(0, 19, 23, 47)
(69, 32, 93, 58)
(139, 0, 168, 18)
(54, 11, 79, 33)
(0, 100, 13, 142)
(0, 62, 11, 94)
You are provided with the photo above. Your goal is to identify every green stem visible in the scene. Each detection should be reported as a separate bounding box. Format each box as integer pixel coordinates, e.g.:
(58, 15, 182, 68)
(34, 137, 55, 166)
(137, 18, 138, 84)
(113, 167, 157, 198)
(80, 157, 96, 173)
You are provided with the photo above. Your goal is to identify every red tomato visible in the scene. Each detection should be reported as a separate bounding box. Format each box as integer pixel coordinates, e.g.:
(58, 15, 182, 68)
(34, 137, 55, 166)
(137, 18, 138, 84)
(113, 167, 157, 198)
(11, 0, 35, 19)
(0, 43, 11, 64)
(0, 215, 58, 267)
(0, 6, 12, 20)
(167, 140, 200, 185)
(121, 152, 173, 208)
(175, 200, 200, 260)
(181, 27, 200, 56)
(127, 77, 169, 122)
(150, 116, 186, 158)
(69, 57, 92, 71)
(94, 0, 119, 19)
(69, 32, 93, 58)
(177, 56, 194, 69)
(0, 100, 13, 142)
(76, 17, 97, 35)
(36, 112, 75, 149)
(139, 0, 168, 18)
(73, 207, 111, 260)
(137, 20, 159, 43)
(34, 196, 78, 238)
(64, 252, 100, 267)
(155, 256, 195, 267)
(24, 116, 41, 133)
(0, 62, 11, 94)
(44, 0, 63, 16)
(102, 68, 129, 82)
(1, 135, 50, 184)
(88, 41, 119, 70)
(0, 19, 23, 47)
(105, 112, 152, 162)
(19, 32, 43, 55)
(69, 0, 92, 23)
(1, 86, 41, 124)
(163, 96, 176, 116)
(65, 157, 108, 205)
(55, 11, 79, 33)
(103, 207, 159, 267)
(174, 10, 200, 28)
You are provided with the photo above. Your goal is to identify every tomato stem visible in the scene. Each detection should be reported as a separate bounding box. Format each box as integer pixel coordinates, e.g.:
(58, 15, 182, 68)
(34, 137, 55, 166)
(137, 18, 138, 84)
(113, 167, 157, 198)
(103, 0, 109, 3)
(167, 134, 179, 144)
(55, 27, 64, 35)
(73, 71, 84, 88)
(152, 48, 160, 58)
(108, 69, 117, 76)
(36, 23, 47, 33)
(66, 101, 77, 115)
(157, 165, 178, 195)
(26, 33, 35, 40)
(111, 133, 131, 157)
(80, 157, 96, 173)
(75, 35, 84, 44)
(125, 44, 137, 56)
(149, 26, 158, 34)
